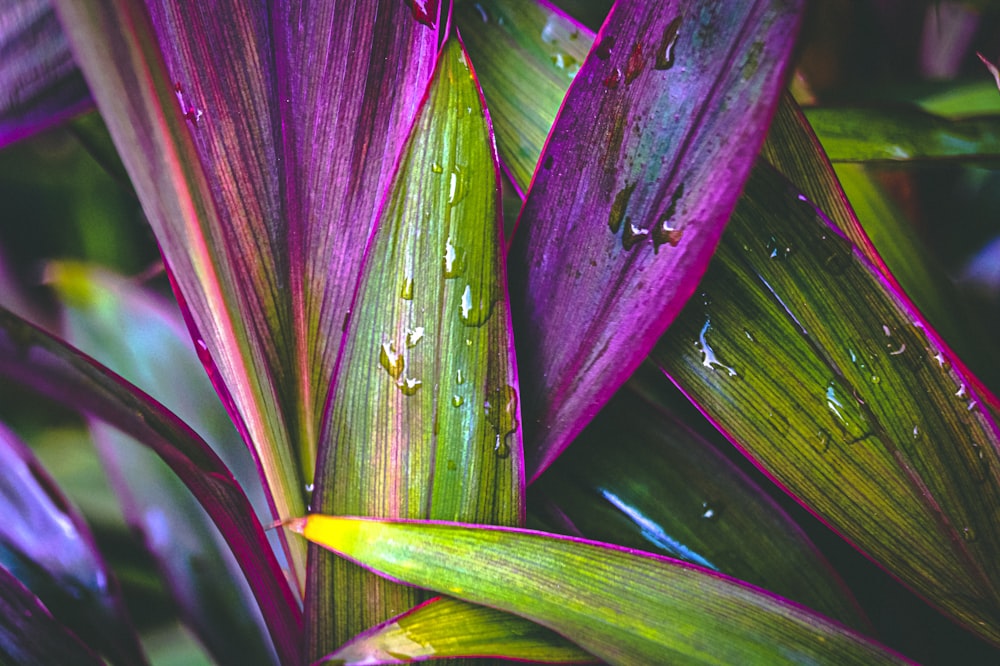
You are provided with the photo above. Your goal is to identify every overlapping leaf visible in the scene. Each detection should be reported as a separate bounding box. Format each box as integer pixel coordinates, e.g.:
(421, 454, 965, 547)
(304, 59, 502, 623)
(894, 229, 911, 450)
(51, 0, 440, 591)
(0, 306, 301, 664)
(307, 36, 523, 654)
(49, 262, 276, 665)
(0, 420, 146, 665)
(652, 162, 1000, 646)
(290, 516, 909, 665)
(530, 378, 866, 628)
(322, 596, 594, 664)
(0, 564, 103, 666)
(0, 0, 91, 148)
(461, 0, 805, 479)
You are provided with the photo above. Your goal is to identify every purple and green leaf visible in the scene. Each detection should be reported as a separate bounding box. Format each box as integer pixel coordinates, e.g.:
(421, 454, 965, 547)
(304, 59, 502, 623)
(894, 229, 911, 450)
(321, 596, 594, 665)
(290, 515, 909, 665)
(0, 420, 146, 666)
(652, 161, 1000, 646)
(0, 306, 301, 664)
(0, 564, 104, 666)
(0, 0, 91, 149)
(462, 0, 806, 479)
(530, 376, 867, 629)
(48, 262, 277, 665)
(307, 35, 524, 655)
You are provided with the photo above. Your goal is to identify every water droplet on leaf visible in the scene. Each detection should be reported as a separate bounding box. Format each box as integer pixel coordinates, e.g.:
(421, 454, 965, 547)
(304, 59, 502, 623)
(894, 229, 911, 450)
(625, 42, 645, 84)
(595, 35, 616, 60)
(398, 377, 423, 395)
(379, 342, 404, 379)
(654, 16, 682, 70)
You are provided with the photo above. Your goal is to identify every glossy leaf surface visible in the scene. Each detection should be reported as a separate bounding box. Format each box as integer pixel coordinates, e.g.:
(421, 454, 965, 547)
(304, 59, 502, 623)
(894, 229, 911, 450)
(291, 516, 908, 665)
(0, 0, 91, 148)
(804, 106, 1000, 162)
(0, 306, 301, 664)
(49, 262, 276, 666)
(0, 564, 103, 666)
(0, 420, 145, 666)
(464, 0, 805, 479)
(530, 380, 865, 628)
(324, 596, 594, 664)
(653, 162, 1000, 646)
(308, 37, 523, 653)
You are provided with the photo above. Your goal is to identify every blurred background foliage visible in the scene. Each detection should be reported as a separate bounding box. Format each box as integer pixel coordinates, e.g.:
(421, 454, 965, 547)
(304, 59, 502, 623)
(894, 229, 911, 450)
(1, 0, 999, 663)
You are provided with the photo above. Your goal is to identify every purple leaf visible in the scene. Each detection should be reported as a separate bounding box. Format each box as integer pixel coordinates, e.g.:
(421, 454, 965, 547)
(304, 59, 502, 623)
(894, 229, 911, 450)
(503, 0, 806, 479)
(0, 306, 302, 665)
(0, 0, 91, 148)
(0, 420, 146, 666)
(0, 564, 103, 666)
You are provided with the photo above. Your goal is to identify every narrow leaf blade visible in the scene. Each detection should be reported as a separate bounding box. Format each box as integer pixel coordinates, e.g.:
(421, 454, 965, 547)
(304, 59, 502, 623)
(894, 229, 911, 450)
(308, 36, 524, 654)
(325, 596, 594, 664)
(49, 262, 277, 666)
(0, 0, 91, 148)
(0, 306, 302, 664)
(0, 420, 146, 666)
(530, 378, 867, 628)
(653, 162, 1000, 646)
(291, 516, 909, 665)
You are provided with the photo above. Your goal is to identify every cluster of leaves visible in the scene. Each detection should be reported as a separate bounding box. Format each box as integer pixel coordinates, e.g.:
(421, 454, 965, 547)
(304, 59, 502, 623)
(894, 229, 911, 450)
(1, 0, 1000, 664)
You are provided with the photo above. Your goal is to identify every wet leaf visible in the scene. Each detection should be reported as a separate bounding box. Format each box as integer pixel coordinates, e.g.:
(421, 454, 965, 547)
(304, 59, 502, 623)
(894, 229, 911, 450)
(0, 420, 146, 666)
(0, 305, 301, 664)
(307, 36, 523, 654)
(462, 0, 806, 480)
(530, 378, 866, 629)
(652, 162, 1000, 647)
(804, 105, 1000, 162)
(0, 564, 103, 666)
(290, 516, 909, 665)
(49, 262, 277, 666)
(0, 0, 91, 148)
(322, 596, 594, 664)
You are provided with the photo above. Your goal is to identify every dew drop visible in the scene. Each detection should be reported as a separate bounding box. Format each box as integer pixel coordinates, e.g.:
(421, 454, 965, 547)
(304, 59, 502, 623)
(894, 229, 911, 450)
(652, 183, 685, 250)
(696, 319, 737, 376)
(452, 395, 464, 408)
(398, 376, 423, 395)
(459, 283, 497, 327)
(456, 368, 465, 385)
(608, 182, 637, 233)
(602, 67, 622, 89)
(700, 500, 722, 521)
(405, 326, 425, 348)
(654, 16, 682, 70)
(766, 234, 791, 260)
(430, 161, 444, 174)
(379, 342, 404, 379)
(494, 434, 511, 459)
(473, 2, 489, 22)
(963, 526, 978, 543)
(443, 238, 465, 278)
(408, 0, 437, 27)
(400, 276, 414, 300)
(624, 41, 645, 84)
(447, 165, 467, 206)
(622, 220, 649, 250)
(825, 377, 870, 441)
(595, 34, 616, 60)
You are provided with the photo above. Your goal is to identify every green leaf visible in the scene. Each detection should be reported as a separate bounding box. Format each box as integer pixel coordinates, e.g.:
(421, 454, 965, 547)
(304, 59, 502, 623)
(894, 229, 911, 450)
(289, 516, 908, 665)
(530, 378, 867, 629)
(804, 106, 1000, 162)
(307, 36, 523, 654)
(652, 162, 1000, 646)
(48, 262, 276, 666)
(322, 596, 594, 664)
